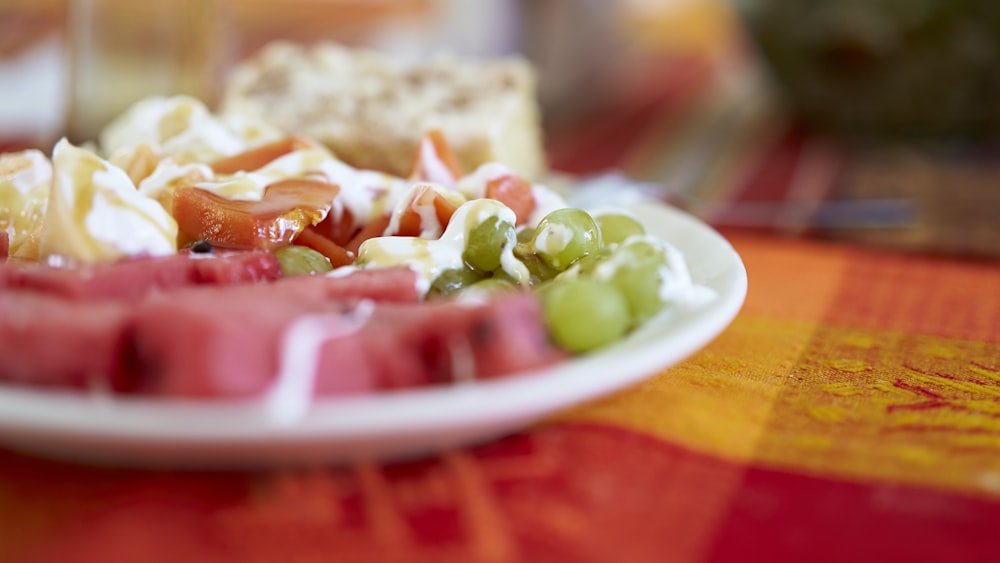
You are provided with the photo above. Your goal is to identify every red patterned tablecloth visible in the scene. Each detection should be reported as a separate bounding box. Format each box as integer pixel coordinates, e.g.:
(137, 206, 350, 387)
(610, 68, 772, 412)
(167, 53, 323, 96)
(1, 57, 999, 563)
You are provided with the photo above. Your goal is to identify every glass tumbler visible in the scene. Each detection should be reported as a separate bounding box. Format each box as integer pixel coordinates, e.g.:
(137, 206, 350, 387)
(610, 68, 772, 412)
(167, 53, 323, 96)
(65, 0, 229, 142)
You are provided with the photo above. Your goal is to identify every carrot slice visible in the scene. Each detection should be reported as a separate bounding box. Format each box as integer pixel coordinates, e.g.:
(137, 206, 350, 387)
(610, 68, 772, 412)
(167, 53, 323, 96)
(393, 184, 459, 237)
(174, 179, 340, 249)
(345, 214, 391, 255)
(210, 137, 314, 175)
(407, 129, 463, 187)
(485, 174, 535, 226)
(312, 207, 358, 247)
(294, 226, 355, 268)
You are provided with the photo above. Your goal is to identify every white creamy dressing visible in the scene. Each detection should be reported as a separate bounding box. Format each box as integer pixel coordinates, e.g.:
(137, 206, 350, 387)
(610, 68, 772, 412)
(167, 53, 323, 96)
(590, 235, 717, 308)
(100, 96, 249, 164)
(656, 239, 717, 307)
(0, 149, 51, 196)
(531, 220, 572, 257)
(99, 96, 289, 183)
(194, 147, 331, 201)
(456, 162, 568, 228)
(417, 137, 458, 187)
(39, 139, 177, 264)
(383, 182, 467, 238)
(137, 159, 212, 206)
(265, 301, 375, 426)
(314, 158, 410, 227)
(527, 183, 569, 227)
(455, 162, 509, 199)
(356, 198, 528, 296)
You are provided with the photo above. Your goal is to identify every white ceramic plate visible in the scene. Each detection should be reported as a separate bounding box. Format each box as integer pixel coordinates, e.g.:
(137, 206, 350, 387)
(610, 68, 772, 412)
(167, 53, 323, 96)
(0, 198, 746, 468)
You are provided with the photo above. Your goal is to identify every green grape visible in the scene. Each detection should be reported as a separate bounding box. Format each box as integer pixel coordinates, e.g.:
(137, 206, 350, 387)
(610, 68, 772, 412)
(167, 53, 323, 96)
(516, 227, 535, 244)
(464, 216, 516, 273)
(274, 245, 333, 276)
(606, 240, 668, 325)
(460, 276, 518, 298)
(560, 247, 612, 279)
(517, 252, 559, 286)
(429, 267, 483, 296)
(595, 212, 645, 247)
(531, 208, 602, 271)
(541, 278, 630, 353)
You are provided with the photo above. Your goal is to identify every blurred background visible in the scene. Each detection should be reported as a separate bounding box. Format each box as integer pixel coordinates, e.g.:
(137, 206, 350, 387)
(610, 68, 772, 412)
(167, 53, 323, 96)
(1, 0, 998, 256)
(0, 0, 740, 144)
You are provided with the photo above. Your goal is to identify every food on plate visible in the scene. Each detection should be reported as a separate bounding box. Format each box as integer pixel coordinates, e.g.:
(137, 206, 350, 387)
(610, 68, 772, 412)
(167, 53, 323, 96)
(0, 150, 51, 259)
(0, 81, 711, 416)
(0, 266, 558, 402)
(222, 42, 546, 180)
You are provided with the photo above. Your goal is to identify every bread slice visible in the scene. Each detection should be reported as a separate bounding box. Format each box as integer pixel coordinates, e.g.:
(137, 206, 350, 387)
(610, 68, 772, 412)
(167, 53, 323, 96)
(222, 42, 546, 180)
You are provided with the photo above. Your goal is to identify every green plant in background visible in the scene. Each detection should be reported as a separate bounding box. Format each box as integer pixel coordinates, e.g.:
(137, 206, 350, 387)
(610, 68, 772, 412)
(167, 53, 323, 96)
(735, 0, 1000, 140)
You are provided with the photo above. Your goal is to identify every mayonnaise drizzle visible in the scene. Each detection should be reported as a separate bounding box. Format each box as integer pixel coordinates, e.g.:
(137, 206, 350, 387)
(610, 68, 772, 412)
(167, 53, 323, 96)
(314, 158, 410, 225)
(357, 199, 528, 296)
(589, 235, 717, 308)
(40, 139, 177, 264)
(418, 138, 457, 187)
(265, 301, 375, 426)
(383, 182, 466, 238)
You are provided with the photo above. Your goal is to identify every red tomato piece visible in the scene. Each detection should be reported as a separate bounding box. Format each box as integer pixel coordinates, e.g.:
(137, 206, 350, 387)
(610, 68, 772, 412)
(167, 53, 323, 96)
(312, 206, 358, 247)
(173, 179, 340, 249)
(485, 174, 536, 226)
(294, 226, 355, 268)
(407, 129, 463, 187)
(393, 184, 459, 237)
(209, 136, 315, 175)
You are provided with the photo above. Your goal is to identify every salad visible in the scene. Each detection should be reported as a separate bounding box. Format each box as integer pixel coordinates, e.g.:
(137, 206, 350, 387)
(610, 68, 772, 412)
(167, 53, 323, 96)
(0, 95, 714, 400)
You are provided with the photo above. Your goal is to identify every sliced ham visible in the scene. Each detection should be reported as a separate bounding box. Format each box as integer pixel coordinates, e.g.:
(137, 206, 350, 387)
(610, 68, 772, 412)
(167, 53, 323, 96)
(0, 262, 563, 400)
(0, 250, 281, 300)
(314, 294, 565, 392)
(124, 291, 563, 398)
(0, 290, 129, 390)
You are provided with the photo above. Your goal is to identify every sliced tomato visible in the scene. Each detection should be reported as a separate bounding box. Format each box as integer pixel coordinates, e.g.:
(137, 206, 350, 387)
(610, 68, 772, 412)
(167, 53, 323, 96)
(407, 129, 463, 187)
(210, 136, 315, 175)
(485, 174, 536, 226)
(174, 179, 340, 249)
(392, 184, 459, 237)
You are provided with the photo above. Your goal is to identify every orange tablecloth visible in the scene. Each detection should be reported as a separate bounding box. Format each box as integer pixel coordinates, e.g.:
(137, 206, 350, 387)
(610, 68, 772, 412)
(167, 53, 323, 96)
(2, 58, 1000, 563)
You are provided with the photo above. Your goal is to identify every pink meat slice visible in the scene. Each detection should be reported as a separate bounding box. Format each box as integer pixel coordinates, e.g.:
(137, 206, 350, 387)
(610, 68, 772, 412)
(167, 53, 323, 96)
(314, 294, 567, 394)
(117, 267, 421, 396)
(0, 250, 281, 300)
(124, 290, 564, 399)
(0, 232, 8, 260)
(0, 255, 563, 399)
(0, 290, 130, 390)
(269, 267, 421, 304)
